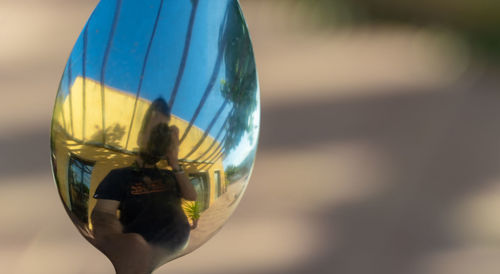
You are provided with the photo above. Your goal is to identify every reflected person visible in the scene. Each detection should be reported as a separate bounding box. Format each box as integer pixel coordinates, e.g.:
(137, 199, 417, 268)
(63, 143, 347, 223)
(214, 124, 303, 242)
(91, 98, 197, 274)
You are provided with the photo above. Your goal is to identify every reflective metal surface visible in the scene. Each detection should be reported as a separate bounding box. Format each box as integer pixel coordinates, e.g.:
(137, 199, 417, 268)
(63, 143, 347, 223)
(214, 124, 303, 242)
(50, 0, 259, 272)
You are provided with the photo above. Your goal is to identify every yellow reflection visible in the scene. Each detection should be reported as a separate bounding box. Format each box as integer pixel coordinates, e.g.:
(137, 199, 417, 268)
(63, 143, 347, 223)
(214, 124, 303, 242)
(51, 77, 227, 229)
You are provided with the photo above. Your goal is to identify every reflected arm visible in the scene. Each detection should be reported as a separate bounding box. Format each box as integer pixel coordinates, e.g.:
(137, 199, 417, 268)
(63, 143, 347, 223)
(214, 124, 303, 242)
(172, 163, 197, 201)
(166, 125, 197, 201)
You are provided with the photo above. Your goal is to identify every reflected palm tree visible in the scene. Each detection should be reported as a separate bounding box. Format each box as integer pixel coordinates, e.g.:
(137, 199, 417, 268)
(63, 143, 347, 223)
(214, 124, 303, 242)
(179, 1, 258, 169)
(182, 3, 258, 158)
(218, 8, 258, 154)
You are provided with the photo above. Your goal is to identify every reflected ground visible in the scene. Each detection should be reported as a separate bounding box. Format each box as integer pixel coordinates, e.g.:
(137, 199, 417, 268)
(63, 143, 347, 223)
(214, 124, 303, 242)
(3, 0, 500, 274)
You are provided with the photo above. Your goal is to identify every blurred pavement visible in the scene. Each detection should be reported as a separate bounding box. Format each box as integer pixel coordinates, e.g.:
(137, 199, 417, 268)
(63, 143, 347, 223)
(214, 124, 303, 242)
(3, 0, 500, 273)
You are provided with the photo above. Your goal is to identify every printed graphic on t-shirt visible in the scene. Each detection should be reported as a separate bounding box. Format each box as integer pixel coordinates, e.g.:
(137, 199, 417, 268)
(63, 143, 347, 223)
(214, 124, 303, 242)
(130, 177, 168, 195)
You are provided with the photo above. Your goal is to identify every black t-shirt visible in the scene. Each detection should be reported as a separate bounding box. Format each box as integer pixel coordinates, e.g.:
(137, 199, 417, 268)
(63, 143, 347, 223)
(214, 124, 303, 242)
(93, 166, 190, 250)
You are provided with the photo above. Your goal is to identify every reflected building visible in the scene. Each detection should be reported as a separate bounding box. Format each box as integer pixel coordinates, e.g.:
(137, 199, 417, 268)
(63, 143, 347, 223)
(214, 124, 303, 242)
(51, 0, 258, 270)
(52, 77, 227, 228)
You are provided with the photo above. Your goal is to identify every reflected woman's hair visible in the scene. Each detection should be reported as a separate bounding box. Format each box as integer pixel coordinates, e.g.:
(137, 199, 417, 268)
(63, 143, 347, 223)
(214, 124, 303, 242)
(138, 97, 171, 138)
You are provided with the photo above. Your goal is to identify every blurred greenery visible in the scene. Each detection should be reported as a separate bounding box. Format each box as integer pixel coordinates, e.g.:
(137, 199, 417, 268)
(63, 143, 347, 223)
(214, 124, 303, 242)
(183, 201, 201, 229)
(224, 150, 255, 183)
(220, 6, 258, 154)
(287, 0, 500, 59)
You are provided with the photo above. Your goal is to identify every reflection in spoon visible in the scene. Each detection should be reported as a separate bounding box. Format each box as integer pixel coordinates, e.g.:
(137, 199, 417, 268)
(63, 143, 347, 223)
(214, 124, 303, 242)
(51, 0, 259, 272)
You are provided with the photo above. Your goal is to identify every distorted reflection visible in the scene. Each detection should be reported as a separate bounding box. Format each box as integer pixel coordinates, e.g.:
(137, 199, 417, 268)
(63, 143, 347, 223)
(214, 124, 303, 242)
(50, 0, 259, 272)
(91, 98, 196, 272)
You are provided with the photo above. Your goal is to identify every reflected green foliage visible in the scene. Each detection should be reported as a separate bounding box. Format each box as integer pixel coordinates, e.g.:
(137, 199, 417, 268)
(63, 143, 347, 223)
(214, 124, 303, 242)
(224, 150, 255, 183)
(183, 201, 201, 229)
(220, 7, 258, 153)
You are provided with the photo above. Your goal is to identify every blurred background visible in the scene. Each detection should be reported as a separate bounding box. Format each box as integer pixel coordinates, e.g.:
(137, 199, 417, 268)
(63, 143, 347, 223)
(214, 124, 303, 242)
(3, 0, 500, 273)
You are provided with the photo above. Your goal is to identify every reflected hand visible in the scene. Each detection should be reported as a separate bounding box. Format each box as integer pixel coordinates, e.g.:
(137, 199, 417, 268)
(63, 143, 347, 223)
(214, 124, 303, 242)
(165, 125, 180, 167)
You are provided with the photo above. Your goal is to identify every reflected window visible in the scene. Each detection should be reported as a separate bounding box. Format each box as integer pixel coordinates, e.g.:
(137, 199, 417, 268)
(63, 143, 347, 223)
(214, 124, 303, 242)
(68, 155, 94, 224)
(189, 173, 210, 211)
(214, 170, 222, 197)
